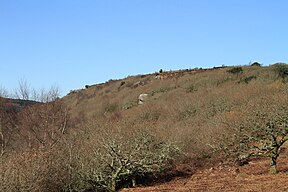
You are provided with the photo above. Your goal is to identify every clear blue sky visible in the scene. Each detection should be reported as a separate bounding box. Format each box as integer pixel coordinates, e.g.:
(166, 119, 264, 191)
(1, 0, 287, 96)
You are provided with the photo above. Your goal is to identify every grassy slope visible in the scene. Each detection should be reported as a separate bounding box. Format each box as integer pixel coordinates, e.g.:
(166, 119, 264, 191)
(61, 65, 288, 190)
(63, 65, 286, 153)
(2, 65, 287, 191)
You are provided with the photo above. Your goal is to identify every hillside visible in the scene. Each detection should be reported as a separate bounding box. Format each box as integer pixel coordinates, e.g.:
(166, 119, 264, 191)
(63, 64, 287, 154)
(61, 64, 288, 190)
(1, 63, 288, 191)
(0, 97, 40, 112)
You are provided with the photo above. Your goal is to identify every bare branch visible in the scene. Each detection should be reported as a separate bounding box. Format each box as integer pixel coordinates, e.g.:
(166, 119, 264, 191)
(15, 79, 31, 100)
(0, 86, 9, 98)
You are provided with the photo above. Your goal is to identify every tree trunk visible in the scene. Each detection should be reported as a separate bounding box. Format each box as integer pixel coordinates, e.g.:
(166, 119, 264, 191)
(0, 131, 4, 157)
(110, 180, 116, 192)
(132, 177, 136, 187)
(269, 156, 278, 174)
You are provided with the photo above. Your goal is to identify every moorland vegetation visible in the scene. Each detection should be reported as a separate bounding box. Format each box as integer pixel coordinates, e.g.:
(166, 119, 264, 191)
(1, 63, 288, 191)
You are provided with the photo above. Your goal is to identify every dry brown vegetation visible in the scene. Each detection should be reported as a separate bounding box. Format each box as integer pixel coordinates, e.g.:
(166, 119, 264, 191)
(1, 63, 288, 191)
(121, 155, 288, 192)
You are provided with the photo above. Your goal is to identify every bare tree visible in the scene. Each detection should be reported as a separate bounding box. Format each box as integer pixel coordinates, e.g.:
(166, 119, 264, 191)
(244, 106, 288, 174)
(222, 98, 288, 174)
(41, 85, 60, 103)
(18, 100, 69, 149)
(31, 86, 60, 103)
(76, 131, 181, 191)
(15, 79, 31, 100)
(14, 79, 60, 103)
(0, 86, 9, 98)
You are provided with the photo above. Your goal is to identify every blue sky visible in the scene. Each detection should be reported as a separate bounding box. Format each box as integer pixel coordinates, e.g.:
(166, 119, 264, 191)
(1, 0, 287, 96)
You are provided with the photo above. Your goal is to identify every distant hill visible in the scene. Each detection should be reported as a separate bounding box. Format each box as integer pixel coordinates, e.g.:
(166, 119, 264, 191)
(0, 97, 41, 113)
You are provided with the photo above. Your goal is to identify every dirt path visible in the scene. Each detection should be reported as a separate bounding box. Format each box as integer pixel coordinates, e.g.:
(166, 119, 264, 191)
(122, 158, 288, 192)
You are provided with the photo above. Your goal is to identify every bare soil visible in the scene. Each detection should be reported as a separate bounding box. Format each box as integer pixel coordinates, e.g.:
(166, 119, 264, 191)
(122, 157, 288, 192)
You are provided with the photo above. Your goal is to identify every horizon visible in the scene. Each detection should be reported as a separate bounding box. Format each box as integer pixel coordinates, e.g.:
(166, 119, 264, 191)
(1, 0, 288, 96)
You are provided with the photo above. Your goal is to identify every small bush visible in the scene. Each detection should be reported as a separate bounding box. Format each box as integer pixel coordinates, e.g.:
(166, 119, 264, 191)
(227, 67, 243, 74)
(274, 63, 288, 81)
(123, 101, 136, 110)
(125, 81, 134, 88)
(251, 62, 261, 67)
(186, 84, 198, 93)
(238, 75, 257, 84)
(68, 90, 77, 95)
(140, 111, 161, 121)
(151, 86, 175, 96)
(206, 97, 232, 117)
(103, 102, 119, 114)
(177, 106, 197, 120)
(216, 77, 232, 86)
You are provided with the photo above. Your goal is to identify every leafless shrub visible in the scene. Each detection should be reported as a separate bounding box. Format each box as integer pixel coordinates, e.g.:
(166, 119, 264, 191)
(74, 131, 182, 191)
(32, 85, 60, 103)
(0, 145, 75, 192)
(18, 101, 69, 149)
(14, 79, 60, 102)
(0, 99, 18, 157)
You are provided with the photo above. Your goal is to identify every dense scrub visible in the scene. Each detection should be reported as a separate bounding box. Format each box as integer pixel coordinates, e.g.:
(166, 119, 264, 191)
(1, 64, 288, 191)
